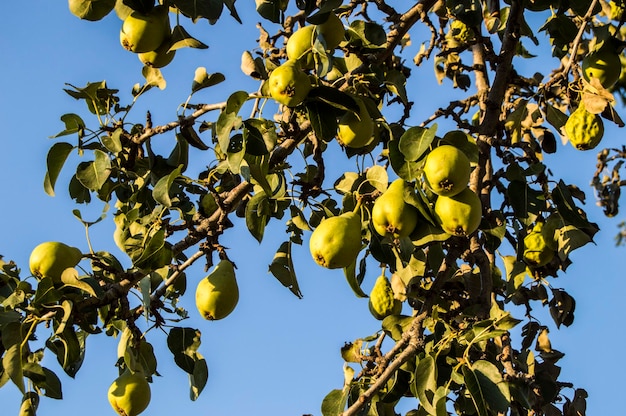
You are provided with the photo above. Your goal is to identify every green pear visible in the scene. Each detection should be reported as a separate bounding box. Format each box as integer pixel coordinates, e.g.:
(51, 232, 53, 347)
(195, 259, 239, 320)
(309, 208, 362, 269)
(69, 0, 116, 21)
(371, 179, 419, 239)
(107, 370, 151, 416)
(434, 187, 482, 236)
(119, 5, 170, 53)
(368, 275, 402, 320)
(29, 241, 83, 284)
(423, 144, 471, 197)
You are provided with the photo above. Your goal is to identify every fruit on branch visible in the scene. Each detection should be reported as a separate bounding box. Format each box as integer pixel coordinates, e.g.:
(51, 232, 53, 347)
(368, 274, 402, 320)
(195, 259, 239, 320)
(371, 179, 420, 239)
(523, 222, 555, 267)
(268, 60, 312, 107)
(309, 207, 362, 269)
(68, 0, 115, 21)
(29, 241, 83, 284)
(564, 104, 604, 150)
(286, 25, 317, 69)
(582, 47, 622, 89)
(317, 12, 345, 51)
(423, 144, 471, 197)
(285, 14, 344, 69)
(336, 97, 374, 148)
(434, 187, 482, 237)
(138, 41, 175, 68)
(120, 5, 170, 53)
(107, 370, 151, 416)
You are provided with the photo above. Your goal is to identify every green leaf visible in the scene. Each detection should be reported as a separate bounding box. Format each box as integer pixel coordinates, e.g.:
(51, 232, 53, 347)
(141, 66, 166, 90)
(189, 353, 208, 401)
(343, 257, 368, 298)
(75, 149, 112, 191)
(307, 100, 340, 142)
(44, 142, 74, 196)
(40, 367, 63, 399)
(2, 321, 25, 393)
(191, 67, 226, 93)
(268, 241, 303, 298)
(153, 165, 184, 207)
(50, 113, 85, 138)
(32, 278, 62, 306)
(216, 91, 249, 152)
(398, 125, 437, 162)
(60, 268, 103, 298)
(321, 389, 348, 416)
(167, 327, 202, 357)
(170, 24, 209, 51)
(385, 70, 408, 104)
(245, 191, 270, 243)
(172, 0, 224, 23)
(464, 361, 511, 415)
(413, 355, 437, 415)
(45, 328, 86, 378)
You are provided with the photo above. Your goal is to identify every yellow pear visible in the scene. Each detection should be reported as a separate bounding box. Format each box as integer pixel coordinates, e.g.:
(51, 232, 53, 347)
(337, 97, 374, 148)
(120, 5, 170, 53)
(195, 259, 239, 320)
(434, 188, 482, 237)
(371, 179, 419, 239)
(309, 208, 362, 269)
(423, 144, 471, 197)
(107, 370, 151, 416)
(286, 25, 316, 69)
(268, 60, 312, 107)
(29, 241, 83, 284)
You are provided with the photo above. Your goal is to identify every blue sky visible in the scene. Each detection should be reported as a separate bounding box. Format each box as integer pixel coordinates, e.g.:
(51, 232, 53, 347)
(1, 1, 624, 415)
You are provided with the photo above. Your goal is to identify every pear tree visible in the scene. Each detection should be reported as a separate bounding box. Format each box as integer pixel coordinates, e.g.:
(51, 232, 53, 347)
(3, 0, 626, 415)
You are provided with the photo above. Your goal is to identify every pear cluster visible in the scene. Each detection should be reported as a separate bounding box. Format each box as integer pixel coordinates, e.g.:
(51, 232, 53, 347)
(119, 5, 176, 68)
(424, 144, 482, 237)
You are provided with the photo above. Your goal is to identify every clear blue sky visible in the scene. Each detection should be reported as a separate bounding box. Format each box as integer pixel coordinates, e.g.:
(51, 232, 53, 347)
(1, 1, 624, 415)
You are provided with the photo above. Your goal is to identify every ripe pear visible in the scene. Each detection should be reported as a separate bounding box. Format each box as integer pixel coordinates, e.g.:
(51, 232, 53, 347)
(69, 0, 116, 21)
(371, 179, 419, 239)
(120, 5, 170, 53)
(268, 60, 312, 107)
(317, 13, 345, 50)
(195, 259, 239, 320)
(29, 241, 83, 284)
(337, 98, 374, 148)
(107, 370, 151, 416)
(423, 144, 471, 197)
(434, 188, 482, 237)
(286, 25, 316, 69)
(138, 41, 175, 68)
(309, 209, 362, 269)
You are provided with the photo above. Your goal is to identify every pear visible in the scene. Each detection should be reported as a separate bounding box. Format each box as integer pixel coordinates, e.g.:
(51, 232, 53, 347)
(29, 241, 83, 284)
(107, 370, 151, 416)
(371, 179, 419, 239)
(309, 208, 362, 269)
(368, 275, 402, 320)
(268, 60, 312, 107)
(423, 144, 471, 197)
(434, 188, 482, 237)
(119, 5, 170, 53)
(195, 259, 239, 320)
(337, 97, 374, 148)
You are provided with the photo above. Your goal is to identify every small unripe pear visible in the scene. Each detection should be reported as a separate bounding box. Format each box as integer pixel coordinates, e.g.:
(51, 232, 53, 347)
(107, 370, 151, 416)
(195, 259, 239, 320)
(29, 241, 82, 284)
